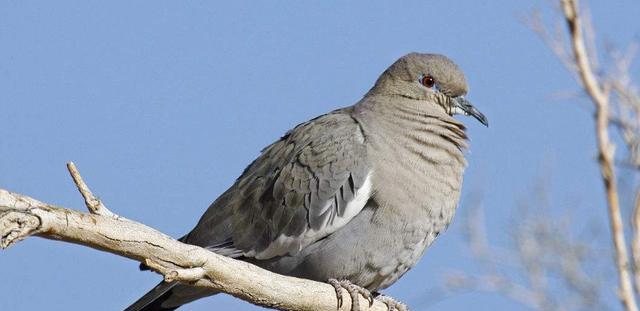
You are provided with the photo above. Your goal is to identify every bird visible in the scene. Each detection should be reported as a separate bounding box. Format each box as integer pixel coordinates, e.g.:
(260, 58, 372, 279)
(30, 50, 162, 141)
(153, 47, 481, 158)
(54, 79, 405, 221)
(125, 52, 487, 311)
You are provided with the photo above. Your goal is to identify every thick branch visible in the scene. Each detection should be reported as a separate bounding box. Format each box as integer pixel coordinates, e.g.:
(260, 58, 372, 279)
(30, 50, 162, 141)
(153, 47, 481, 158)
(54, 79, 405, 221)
(560, 1, 638, 310)
(0, 188, 390, 311)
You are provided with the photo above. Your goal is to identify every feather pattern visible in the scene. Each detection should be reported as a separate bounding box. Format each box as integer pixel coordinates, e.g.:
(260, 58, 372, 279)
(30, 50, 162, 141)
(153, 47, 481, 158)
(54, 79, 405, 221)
(183, 109, 370, 260)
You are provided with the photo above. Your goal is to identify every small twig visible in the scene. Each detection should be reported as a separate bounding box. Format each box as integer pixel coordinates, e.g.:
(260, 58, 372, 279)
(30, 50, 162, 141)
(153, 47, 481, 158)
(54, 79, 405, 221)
(66, 162, 116, 217)
(168, 267, 207, 283)
(524, 9, 577, 75)
(144, 258, 207, 283)
(446, 177, 606, 310)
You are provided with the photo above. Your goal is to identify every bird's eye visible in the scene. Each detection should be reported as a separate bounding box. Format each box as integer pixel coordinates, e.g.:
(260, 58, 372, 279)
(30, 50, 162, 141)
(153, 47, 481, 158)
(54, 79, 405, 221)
(420, 75, 435, 88)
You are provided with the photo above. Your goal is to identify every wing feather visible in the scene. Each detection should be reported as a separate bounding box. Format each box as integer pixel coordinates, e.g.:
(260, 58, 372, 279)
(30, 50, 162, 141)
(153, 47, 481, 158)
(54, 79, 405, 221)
(183, 110, 370, 260)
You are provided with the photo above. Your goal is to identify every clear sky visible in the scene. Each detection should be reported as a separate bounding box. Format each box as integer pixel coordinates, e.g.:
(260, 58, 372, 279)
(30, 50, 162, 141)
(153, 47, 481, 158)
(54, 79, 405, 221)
(1, 1, 639, 310)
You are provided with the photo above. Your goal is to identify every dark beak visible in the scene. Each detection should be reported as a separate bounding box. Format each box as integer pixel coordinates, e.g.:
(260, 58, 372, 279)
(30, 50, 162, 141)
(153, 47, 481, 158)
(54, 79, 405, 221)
(452, 96, 488, 127)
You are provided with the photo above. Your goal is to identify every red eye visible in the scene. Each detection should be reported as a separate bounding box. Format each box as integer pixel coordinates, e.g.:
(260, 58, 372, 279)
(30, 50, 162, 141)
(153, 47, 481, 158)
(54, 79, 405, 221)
(420, 75, 435, 88)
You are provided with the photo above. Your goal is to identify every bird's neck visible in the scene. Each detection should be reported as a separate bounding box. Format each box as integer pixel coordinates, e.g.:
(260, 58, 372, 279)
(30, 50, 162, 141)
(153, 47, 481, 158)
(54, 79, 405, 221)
(355, 95, 469, 161)
(353, 95, 468, 225)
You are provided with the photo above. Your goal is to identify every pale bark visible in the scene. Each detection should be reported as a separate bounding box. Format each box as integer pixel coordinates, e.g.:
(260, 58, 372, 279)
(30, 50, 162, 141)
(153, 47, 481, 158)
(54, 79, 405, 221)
(0, 163, 391, 311)
(561, 1, 637, 310)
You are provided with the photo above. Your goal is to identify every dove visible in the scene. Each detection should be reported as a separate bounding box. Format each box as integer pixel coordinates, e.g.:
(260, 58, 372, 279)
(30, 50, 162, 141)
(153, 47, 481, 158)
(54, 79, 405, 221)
(126, 52, 487, 311)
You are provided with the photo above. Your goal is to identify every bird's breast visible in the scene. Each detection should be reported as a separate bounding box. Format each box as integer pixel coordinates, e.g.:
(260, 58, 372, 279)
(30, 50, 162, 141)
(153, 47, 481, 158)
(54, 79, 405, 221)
(368, 127, 466, 219)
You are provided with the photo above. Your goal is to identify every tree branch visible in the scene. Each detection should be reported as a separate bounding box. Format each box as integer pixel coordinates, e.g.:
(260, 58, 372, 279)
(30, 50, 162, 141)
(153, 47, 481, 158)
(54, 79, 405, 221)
(66, 161, 116, 218)
(632, 191, 640, 297)
(0, 164, 392, 311)
(560, 1, 638, 310)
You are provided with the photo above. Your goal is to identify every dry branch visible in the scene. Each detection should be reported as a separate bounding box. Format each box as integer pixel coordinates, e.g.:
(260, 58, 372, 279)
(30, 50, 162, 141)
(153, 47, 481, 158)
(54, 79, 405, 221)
(0, 164, 392, 311)
(445, 189, 603, 311)
(560, 1, 638, 310)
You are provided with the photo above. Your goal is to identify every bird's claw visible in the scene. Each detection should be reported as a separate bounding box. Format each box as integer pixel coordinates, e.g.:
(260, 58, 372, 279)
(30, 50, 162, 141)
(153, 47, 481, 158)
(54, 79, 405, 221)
(375, 294, 409, 311)
(328, 279, 374, 310)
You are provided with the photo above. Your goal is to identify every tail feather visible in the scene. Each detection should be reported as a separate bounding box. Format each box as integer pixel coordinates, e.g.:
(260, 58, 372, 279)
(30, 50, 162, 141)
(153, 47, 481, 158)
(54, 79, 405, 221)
(125, 280, 218, 311)
(124, 281, 179, 311)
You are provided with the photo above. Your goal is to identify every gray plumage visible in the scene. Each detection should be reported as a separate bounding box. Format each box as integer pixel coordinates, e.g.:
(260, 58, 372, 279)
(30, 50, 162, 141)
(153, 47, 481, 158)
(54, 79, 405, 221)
(125, 52, 486, 311)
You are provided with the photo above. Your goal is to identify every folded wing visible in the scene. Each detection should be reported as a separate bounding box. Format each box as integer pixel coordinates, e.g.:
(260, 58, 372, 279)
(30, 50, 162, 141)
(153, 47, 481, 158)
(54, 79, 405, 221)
(184, 110, 371, 260)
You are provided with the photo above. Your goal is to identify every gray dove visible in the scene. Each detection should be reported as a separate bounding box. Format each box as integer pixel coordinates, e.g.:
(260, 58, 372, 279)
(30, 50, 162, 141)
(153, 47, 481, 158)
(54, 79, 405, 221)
(125, 52, 487, 311)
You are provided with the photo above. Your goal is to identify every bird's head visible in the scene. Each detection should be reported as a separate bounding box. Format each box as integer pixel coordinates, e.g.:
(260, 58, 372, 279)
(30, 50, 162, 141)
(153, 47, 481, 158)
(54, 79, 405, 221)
(368, 53, 488, 126)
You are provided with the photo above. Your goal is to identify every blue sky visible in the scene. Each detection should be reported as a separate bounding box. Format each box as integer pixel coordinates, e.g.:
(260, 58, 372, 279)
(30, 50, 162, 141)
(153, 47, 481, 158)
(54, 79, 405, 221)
(1, 1, 639, 310)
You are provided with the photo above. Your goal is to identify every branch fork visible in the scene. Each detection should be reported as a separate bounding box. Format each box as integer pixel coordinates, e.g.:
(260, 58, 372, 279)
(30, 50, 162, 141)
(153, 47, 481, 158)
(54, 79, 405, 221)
(66, 162, 116, 218)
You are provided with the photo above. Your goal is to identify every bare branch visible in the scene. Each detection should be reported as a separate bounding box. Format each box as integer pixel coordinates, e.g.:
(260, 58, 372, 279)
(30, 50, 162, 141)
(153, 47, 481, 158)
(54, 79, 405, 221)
(560, 1, 636, 310)
(0, 187, 391, 311)
(451, 2, 639, 310)
(523, 9, 577, 74)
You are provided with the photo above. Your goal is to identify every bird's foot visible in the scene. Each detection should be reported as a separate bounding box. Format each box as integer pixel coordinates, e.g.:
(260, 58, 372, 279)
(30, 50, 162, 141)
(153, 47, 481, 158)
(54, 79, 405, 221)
(328, 279, 374, 311)
(374, 294, 409, 311)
